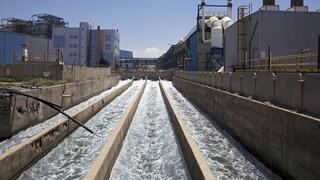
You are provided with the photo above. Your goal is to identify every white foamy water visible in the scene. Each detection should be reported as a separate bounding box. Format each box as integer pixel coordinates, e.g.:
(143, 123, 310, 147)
(18, 80, 143, 180)
(110, 81, 190, 180)
(0, 80, 130, 154)
(162, 81, 281, 180)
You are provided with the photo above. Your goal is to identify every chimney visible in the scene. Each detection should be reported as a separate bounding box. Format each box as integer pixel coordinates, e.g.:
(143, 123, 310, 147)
(288, 0, 308, 12)
(291, 0, 303, 7)
(263, 0, 275, 6)
(227, 0, 232, 18)
(260, 0, 279, 11)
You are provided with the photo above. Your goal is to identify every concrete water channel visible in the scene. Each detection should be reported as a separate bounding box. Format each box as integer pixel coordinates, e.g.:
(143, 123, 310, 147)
(0, 80, 280, 179)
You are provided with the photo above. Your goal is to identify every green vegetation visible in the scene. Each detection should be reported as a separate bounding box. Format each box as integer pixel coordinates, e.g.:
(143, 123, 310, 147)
(22, 77, 56, 86)
(0, 76, 73, 86)
(0, 77, 16, 83)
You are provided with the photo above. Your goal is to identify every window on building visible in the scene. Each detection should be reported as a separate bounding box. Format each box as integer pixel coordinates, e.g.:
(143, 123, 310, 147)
(105, 44, 112, 50)
(105, 35, 111, 41)
(74, 53, 77, 57)
(69, 52, 73, 57)
(70, 35, 78, 39)
(53, 35, 66, 48)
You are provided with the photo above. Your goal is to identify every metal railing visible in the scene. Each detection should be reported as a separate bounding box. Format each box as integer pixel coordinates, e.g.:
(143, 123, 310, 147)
(14, 52, 61, 63)
(236, 52, 319, 72)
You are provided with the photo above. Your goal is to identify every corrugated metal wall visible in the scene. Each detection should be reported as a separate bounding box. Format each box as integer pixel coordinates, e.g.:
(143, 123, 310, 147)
(224, 10, 320, 72)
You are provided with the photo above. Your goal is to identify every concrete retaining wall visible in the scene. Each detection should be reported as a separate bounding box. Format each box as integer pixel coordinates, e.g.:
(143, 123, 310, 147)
(174, 71, 320, 118)
(0, 80, 133, 180)
(84, 80, 147, 180)
(173, 77, 320, 179)
(0, 76, 120, 140)
(160, 81, 215, 180)
(0, 63, 111, 81)
(118, 70, 173, 80)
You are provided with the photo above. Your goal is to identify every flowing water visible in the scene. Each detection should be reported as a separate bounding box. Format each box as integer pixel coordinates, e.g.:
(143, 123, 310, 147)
(110, 81, 190, 180)
(0, 80, 130, 154)
(18, 80, 143, 180)
(162, 81, 280, 180)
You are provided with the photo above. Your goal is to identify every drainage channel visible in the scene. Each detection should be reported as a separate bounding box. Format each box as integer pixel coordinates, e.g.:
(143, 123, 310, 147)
(110, 81, 190, 180)
(161, 81, 281, 180)
(0, 80, 130, 154)
(18, 80, 144, 180)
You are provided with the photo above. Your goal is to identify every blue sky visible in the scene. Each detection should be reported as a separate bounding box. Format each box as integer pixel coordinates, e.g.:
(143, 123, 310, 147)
(1, 0, 319, 57)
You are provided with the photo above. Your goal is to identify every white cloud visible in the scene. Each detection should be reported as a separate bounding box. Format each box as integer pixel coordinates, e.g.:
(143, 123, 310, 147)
(134, 47, 164, 58)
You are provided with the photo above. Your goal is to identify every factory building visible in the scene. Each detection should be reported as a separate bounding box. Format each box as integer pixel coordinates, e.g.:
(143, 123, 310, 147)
(225, 0, 320, 72)
(0, 14, 67, 38)
(0, 31, 53, 64)
(52, 22, 91, 66)
(120, 50, 133, 59)
(87, 28, 120, 67)
(53, 24, 120, 67)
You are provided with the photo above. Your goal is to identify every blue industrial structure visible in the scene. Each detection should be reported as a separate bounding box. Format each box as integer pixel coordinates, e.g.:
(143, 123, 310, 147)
(186, 31, 198, 71)
(120, 50, 133, 59)
(0, 31, 24, 64)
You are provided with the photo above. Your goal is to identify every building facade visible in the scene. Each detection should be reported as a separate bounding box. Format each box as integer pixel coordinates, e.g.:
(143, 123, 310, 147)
(53, 23, 119, 67)
(120, 50, 133, 59)
(52, 22, 90, 66)
(0, 31, 53, 64)
(225, 9, 320, 72)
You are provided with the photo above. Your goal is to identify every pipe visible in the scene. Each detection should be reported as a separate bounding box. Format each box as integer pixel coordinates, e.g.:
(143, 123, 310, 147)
(0, 88, 95, 134)
(227, 0, 232, 18)
(201, 0, 211, 43)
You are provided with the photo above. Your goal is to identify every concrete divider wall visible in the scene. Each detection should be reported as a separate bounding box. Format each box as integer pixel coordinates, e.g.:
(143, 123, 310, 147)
(0, 80, 133, 180)
(241, 72, 256, 97)
(0, 63, 111, 81)
(118, 70, 173, 80)
(174, 71, 320, 118)
(160, 81, 215, 180)
(255, 73, 275, 101)
(173, 77, 320, 179)
(275, 73, 302, 110)
(62, 65, 111, 82)
(215, 73, 223, 89)
(303, 73, 320, 116)
(230, 72, 242, 93)
(222, 73, 231, 91)
(0, 76, 120, 140)
(84, 80, 147, 180)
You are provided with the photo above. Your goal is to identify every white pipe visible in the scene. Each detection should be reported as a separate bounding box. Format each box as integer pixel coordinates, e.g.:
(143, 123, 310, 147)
(221, 16, 232, 29)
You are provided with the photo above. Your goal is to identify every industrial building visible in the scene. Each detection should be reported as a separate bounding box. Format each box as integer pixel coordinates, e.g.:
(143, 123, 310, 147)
(160, 0, 319, 72)
(120, 50, 133, 59)
(119, 58, 157, 69)
(52, 22, 91, 66)
(225, 0, 320, 72)
(0, 14, 67, 38)
(87, 28, 120, 67)
(0, 31, 54, 64)
(53, 23, 120, 67)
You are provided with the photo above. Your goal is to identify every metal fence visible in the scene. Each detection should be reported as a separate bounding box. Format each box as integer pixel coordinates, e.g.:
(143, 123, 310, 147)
(13, 52, 60, 63)
(236, 52, 319, 72)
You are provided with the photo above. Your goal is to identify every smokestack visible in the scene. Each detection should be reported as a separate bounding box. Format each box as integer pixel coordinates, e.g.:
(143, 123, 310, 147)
(260, 0, 279, 11)
(263, 0, 275, 6)
(288, 0, 308, 12)
(291, 0, 304, 7)
(227, 0, 232, 18)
